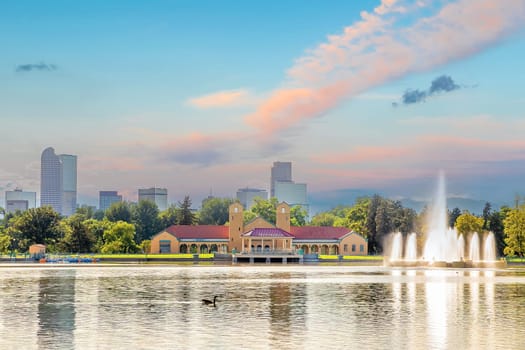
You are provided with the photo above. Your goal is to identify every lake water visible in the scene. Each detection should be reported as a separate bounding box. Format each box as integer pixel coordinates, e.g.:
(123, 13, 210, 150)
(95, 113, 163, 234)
(0, 264, 524, 350)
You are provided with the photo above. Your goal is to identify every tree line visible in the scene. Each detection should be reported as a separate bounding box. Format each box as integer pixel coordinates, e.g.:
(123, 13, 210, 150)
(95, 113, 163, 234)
(1, 195, 524, 257)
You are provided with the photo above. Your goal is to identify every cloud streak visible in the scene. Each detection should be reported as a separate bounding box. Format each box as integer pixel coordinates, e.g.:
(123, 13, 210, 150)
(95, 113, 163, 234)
(395, 75, 461, 106)
(246, 0, 525, 135)
(188, 89, 256, 109)
(15, 62, 58, 72)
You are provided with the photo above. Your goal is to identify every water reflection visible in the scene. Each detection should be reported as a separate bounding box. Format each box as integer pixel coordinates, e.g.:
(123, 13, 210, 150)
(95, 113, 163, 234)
(0, 266, 524, 350)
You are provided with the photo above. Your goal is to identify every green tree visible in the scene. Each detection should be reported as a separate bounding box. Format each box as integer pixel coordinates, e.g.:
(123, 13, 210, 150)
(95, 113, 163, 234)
(449, 207, 461, 228)
(84, 218, 113, 252)
(243, 210, 257, 224)
(366, 195, 381, 254)
(177, 196, 195, 225)
(159, 205, 179, 228)
(290, 205, 308, 226)
(482, 202, 492, 230)
(503, 206, 525, 257)
(106, 202, 133, 223)
(101, 221, 138, 253)
(455, 212, 483, 236)
(310, 212, 338, 226)
(0, 232, 11, 254)
(250, 197, 278, 224)
(199, 197, 235, 225)
(347, 198, 370, 235)
(59, 214, 96, 253)
(488, 210, 505, 256)
(133, 200, 161, 243)
(7, 206, 62, 251)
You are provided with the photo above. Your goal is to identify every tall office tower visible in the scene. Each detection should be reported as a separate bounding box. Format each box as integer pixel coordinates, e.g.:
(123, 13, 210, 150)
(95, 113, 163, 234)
(270, 161, 292, 197)
(236, 188, 268, 209)
(138, 187, 168, 211)
(40, 147, 77, 216)
(41, 147, 63, 214)
(274, 181, 309, 215)
(99, 191, 122, 211)
(60, 154, 77, 216)
(5, 188, 37, 213)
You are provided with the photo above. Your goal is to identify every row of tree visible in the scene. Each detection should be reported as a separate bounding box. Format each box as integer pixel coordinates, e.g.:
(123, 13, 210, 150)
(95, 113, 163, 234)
(1, 195, 524, 256)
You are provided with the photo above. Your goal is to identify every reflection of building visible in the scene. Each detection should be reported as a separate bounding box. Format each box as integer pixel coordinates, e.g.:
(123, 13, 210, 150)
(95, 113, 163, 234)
(5, 188, 36, 213)
(236, 187, 268, 209)
(150, 202, 367, 255)
(99, 191, 122, 211)
(40, 147, 77, 216)
(138, 187, 168, 211)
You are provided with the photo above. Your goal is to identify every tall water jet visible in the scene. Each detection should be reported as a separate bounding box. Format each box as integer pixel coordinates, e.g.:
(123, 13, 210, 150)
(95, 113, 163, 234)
(457, 234, 465, 260)
(405, 233, 418, 260)
(390, 232, 403, 261)
(469, 232, 480, 261)
(484, 232, 496, 261)
(423, 171, 449, 262)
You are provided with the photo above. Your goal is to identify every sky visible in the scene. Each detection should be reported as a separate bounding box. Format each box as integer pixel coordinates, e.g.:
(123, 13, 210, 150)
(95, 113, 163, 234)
(1, 0, 524, 210)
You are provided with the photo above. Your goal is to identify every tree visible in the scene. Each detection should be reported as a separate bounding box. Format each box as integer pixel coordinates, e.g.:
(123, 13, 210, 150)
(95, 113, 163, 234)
(366, 195, 381, 254)
(455, 212, 483, 236)
(106, 202, 133, 223)
(482, 202, 492, 230)
(290, 205, 308, 226)
(133, 200, 161, 243)
(0, 232, 10, 254)
(503, 206, 525, 257)
(60, 213, 96, 253)
(199, 197, 235, 225)
(310, 212, 338, 226)
(7, 206, 62, 251)
(177, 196, 195, 225)
(101, 221, 138, 253)
(250, 197, 278, 224)
(346, 198, 370, 235)
(159, 205, 179, 228)
(488, 210, 505, 256)
(84, 218, 113, 252)
(449, 207, 461, 228)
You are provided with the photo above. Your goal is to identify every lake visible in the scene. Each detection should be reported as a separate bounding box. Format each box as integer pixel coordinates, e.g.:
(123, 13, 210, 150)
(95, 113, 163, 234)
(0, 264, 524, 349)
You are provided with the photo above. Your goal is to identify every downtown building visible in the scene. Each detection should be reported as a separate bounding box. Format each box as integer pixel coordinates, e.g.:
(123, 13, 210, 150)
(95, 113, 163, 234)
(5, 188, 37, 214)
(40, 147, 77, 216)
(138, 187, 168, 211)
(270, 161, 309, 215)
(236, 187, 268, 210)
(99, 191, 122, 211)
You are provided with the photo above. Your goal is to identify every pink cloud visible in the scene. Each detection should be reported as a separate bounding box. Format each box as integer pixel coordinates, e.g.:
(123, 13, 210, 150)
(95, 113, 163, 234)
(188, 89, 254, 109)
(246, 0, 525, 136)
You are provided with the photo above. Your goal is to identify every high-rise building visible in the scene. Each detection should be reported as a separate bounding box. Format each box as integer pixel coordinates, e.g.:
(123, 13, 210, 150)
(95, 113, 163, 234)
(99, 191, 122, 211)
(236, 188, 268, 209)
(5, 188, 37, 214)
(60, 154, 77, 216)
(40, 147, 77, 216)
(274, 181, 309, 213)
(138, 187, 168, 211)
(41, 147, 63, 214)
(270, 161, 292, 197)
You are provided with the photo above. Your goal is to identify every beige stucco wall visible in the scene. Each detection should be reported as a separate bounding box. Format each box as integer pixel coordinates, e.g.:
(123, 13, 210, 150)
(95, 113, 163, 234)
(339, 234, 368, 255)
(150, 231, 179, 254)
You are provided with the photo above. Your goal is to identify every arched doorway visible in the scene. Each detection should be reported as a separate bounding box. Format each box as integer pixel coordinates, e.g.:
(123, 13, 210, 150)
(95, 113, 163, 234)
(180, 244, 188, 253)
(200, 245, 209, 253)
(190, 244, 198, 253)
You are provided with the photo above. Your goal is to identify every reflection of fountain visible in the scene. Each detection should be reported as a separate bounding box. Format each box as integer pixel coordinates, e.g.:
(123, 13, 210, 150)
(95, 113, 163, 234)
(386, 171, 506, 268)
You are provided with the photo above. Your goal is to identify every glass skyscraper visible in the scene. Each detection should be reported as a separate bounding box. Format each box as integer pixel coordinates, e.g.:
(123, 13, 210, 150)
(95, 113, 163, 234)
(40, 147, 77, 216)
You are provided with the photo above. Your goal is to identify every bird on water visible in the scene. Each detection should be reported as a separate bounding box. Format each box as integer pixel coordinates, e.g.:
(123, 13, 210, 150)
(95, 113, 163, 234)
(202, 295, 218, 306)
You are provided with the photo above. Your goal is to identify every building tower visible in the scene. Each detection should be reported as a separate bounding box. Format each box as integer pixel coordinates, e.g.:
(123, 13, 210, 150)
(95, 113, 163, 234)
(40, 147, 77, 216)
(60, 154, 77, 216)
(138, 187, 168, 211)
(270, 161, 292, 198)
(41, 147, 63, 214)
(99, 191, 123, 211)
(228, 203, 244, 253)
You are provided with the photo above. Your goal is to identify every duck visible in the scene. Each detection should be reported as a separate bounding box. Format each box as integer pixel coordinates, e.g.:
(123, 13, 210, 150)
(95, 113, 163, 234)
(202, 295, 218, 306)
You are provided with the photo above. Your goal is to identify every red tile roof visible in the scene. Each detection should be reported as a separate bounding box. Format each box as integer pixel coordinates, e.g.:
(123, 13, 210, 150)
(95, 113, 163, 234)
(164, 225, 229, 239)
(290, 226, 351, 240)
(243, 228, 294, 238)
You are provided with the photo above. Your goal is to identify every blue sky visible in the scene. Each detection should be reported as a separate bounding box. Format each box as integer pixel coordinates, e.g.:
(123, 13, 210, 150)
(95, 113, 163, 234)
(1, 0, 524, 209)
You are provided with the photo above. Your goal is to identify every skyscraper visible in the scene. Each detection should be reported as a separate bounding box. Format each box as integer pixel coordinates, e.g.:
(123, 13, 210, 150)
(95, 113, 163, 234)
(60, 154, 77, 216)
(138, 187, 168, 211)
(41, 147, 63, 214)
(270, 161, 292, 197)
(5, 188, 37, 214)
(40, 147, 77, 216)
(99, 191, 122, 211)
(236, 187, 268, 209)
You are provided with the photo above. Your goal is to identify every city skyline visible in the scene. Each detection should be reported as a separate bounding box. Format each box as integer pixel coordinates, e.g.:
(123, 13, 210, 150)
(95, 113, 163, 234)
(1, 1, 524, 209)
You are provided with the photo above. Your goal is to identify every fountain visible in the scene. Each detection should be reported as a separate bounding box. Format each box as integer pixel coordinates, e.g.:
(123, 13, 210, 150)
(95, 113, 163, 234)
(386, 171, 505, 268)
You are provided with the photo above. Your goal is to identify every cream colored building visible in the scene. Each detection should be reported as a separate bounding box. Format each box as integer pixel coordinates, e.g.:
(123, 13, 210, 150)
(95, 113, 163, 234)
(150, 202, 368, 255)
